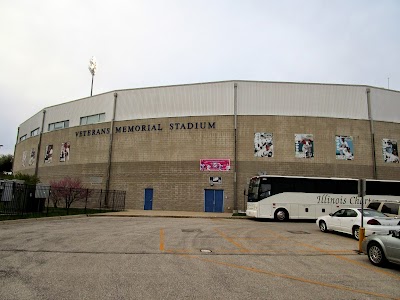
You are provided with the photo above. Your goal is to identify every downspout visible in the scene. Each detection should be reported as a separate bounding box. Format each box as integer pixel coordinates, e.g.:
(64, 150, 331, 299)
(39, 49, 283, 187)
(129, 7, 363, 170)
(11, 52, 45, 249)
(13, 127, 20, 174)
(35, 110, 46, 177)
(366, 88, 377, 179)
(105, 92, 118, 202)
(233, 83, 238, 213)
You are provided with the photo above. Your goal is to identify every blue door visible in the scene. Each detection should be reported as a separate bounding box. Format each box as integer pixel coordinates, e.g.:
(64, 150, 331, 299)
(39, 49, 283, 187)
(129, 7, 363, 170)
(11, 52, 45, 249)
(144, 188, 153, 210)
(214, 190, 223, 212)
(204, 189, 224, 212)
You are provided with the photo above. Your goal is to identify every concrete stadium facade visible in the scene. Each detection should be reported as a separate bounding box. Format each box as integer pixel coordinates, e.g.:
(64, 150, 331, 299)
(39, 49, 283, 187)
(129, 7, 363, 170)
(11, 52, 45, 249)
(14, 81, 400, 212)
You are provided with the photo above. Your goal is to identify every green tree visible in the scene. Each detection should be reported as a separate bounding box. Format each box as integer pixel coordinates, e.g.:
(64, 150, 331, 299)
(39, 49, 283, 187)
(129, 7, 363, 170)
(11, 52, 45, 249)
(13, 172, 40, 184)
(0, 154, 13, 173)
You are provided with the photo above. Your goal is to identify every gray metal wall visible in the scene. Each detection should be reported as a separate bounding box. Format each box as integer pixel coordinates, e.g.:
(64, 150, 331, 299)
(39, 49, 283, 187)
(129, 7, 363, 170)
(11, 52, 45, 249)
(16, 81, 400, 142)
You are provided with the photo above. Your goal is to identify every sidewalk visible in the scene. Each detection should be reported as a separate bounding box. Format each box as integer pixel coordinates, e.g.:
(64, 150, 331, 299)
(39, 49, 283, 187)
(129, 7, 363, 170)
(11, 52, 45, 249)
(91, 210, 247, 219)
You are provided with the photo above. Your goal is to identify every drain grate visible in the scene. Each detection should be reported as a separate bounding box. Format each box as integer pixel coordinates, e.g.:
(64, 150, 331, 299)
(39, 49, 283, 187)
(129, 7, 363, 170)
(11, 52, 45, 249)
(287, 231, 310, 234)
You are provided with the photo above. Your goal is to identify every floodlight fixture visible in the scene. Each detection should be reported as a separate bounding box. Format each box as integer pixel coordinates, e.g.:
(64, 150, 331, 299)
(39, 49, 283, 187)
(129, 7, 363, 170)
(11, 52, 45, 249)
(88, 56, 97, 96)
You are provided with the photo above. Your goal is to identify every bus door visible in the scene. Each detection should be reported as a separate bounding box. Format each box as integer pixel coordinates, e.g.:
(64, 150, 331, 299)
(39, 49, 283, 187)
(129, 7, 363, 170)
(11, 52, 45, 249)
(204, 189, 224, 212)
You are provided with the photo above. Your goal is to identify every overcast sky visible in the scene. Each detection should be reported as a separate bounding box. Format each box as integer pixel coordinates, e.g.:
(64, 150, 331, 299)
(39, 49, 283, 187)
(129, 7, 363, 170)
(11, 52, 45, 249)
(0, 0, 399, 155)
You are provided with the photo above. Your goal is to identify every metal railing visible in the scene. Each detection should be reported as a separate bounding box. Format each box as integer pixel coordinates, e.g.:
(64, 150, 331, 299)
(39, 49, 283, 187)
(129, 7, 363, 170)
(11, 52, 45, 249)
(0, 181, 126, 219)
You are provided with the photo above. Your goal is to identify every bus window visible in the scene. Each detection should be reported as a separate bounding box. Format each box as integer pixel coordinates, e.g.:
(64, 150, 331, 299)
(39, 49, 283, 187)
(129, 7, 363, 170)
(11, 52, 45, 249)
(259, 183, 271, 199)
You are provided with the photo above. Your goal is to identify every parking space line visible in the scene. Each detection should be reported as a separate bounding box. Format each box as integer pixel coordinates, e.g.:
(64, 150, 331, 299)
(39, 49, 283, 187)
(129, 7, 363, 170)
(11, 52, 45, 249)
(258, 228, 400, 280)
(296, 240, 400, 280)
(160, 226, 399, 280)
(183, 255, 400, 300)
(214, 228, 250, 253)
(159, 229, 165, 251)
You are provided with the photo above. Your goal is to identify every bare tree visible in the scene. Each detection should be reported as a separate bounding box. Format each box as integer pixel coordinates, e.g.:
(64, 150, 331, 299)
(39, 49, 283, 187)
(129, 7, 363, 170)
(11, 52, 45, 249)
(49, 177, 90, 210)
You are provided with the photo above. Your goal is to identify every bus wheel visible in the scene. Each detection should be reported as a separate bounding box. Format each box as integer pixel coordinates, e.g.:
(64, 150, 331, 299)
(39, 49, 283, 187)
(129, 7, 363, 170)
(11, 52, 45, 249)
(319, 221, 327, 232)
(274, 209, 288, 221)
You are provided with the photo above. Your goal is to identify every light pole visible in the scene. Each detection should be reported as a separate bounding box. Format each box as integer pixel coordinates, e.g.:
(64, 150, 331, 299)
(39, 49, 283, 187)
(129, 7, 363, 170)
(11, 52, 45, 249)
(88, 56, 97, 96)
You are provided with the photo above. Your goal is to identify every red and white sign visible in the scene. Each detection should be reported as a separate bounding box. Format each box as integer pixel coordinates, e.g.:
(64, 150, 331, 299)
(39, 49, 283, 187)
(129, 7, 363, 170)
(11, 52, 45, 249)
(200, 159, 230, 172)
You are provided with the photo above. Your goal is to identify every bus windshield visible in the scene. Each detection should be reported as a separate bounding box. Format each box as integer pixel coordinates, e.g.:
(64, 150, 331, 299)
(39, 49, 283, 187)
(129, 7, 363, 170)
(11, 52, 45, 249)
(248, 177, 272, 202)
(248, 178, 260, 202)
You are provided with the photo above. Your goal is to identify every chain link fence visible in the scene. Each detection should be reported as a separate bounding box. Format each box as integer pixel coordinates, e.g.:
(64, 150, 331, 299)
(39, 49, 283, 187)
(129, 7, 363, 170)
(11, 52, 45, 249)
(0, 181, 126, 220)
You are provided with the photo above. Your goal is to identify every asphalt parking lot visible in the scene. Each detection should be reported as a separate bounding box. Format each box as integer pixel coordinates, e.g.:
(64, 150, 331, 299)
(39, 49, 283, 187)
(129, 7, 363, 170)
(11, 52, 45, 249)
(0, 216, 399, 300)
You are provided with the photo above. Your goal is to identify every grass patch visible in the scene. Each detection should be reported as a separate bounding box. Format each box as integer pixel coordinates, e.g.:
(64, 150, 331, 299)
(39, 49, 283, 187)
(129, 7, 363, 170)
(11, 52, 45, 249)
(232, 212, 247, 216)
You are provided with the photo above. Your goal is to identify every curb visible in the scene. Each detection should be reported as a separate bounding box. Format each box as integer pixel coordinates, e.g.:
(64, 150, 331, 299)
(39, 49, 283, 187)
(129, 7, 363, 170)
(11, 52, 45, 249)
(89, 214, 249, 219)
(0, 214, 89, 224)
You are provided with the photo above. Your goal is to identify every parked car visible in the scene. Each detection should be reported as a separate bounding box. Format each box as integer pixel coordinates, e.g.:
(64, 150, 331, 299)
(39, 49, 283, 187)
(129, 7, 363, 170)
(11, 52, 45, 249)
(367, 200, 400, 218)
(317, 208, 400, 240)
(362, 230, 400, 267)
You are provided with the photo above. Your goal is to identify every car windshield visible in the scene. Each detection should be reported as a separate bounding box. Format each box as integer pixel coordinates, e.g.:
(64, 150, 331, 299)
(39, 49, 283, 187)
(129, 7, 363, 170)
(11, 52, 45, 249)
(358, 209, 388, 218)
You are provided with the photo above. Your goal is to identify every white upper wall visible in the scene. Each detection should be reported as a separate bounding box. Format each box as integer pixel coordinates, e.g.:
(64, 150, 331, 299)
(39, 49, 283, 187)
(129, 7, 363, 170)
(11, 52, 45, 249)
(115, 81, 234, 121)
(18, 111, 43, 140)
(44, 92, 114, 128)
(370, 88, 400, 123)
(237, 81, 369, 119)
(16, 81, 400, 141)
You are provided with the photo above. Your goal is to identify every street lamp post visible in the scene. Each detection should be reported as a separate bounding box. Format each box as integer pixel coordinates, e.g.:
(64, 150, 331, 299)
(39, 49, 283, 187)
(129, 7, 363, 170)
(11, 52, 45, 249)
(88, 56, 97, 97)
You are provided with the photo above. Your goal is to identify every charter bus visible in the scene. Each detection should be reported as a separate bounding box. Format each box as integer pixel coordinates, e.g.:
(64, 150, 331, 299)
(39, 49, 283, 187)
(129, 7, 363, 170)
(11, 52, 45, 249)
(246, 175, 400, 221)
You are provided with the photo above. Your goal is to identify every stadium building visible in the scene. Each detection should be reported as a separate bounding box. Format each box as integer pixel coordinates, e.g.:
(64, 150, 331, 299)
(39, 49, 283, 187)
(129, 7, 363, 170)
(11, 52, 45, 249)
(13, 81, 400, 212)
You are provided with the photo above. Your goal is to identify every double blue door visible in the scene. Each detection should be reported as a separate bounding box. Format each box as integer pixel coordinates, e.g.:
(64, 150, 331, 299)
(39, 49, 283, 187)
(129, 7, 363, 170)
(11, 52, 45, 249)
(144, 188, 153, 210)
(204, 189, 224, 212)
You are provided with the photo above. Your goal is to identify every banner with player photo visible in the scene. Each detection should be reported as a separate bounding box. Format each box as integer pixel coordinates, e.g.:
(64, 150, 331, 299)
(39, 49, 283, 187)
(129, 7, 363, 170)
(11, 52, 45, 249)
(382, 139, 399, 163)
(254, 133, 274, 158)
(29, 148, 36, 166)
(295, 134, 314, 158)
(60, 142, 70, 162)
(22, 151, 27, 167)
(335, 136, 354, 160)
(44, 145, 53, 163)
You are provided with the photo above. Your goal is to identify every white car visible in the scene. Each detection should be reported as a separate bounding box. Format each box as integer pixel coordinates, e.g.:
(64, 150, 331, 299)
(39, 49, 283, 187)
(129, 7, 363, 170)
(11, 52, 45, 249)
(317, 208, 400, 240)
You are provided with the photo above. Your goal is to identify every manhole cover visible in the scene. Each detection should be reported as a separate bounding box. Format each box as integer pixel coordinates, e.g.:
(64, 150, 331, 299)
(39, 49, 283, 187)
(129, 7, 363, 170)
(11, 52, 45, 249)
(182, 229, 202, 233)
(200, 249, 212, 253)
(287, 231, 310, 234)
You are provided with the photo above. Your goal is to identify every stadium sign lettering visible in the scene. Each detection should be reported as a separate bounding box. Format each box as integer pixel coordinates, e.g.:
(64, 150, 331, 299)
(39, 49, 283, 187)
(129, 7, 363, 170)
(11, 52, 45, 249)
(75, 122, 216, 138)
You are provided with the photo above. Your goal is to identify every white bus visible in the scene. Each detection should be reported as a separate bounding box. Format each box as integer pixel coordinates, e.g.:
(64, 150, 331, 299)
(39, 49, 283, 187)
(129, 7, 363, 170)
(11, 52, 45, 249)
(245, 175, 400, 221)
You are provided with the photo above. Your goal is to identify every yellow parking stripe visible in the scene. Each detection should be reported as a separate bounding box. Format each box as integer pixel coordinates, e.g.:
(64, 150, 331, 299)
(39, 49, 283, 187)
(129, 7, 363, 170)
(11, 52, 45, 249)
(214, 228, 249, 253)
(159, 229, 165, 251)
(184, 255, 400, 300)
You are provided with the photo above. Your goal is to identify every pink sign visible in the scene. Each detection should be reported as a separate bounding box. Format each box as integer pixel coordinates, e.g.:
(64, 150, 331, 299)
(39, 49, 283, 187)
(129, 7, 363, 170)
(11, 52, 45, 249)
(200, 159, 231, 172)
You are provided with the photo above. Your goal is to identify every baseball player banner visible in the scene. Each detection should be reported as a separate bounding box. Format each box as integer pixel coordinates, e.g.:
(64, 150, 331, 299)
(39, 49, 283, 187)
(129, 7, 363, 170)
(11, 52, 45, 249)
(295, 134, 314, 158)
(44, 144, 53, 163)
(200, 159, 230, 171)
(22, 150, 27, 167)
(60, 142, 70, 162)
(29, 148, 36, 166)
(382, 139, 399, 163)
(335, 136, 354, 160)
(254, 132, 274, 158)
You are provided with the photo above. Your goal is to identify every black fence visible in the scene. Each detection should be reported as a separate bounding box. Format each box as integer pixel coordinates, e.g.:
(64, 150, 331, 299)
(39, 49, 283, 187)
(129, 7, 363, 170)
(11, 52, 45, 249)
(0, 181, 126, 220)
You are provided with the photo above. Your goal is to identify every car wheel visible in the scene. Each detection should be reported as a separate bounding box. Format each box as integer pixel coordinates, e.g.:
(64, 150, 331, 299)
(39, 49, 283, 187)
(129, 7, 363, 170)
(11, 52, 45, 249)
(274, 209, 288, 221)
(319, 221, 328, 232)
(352, 226, 360, 240)
(367, 242, 387, 267)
